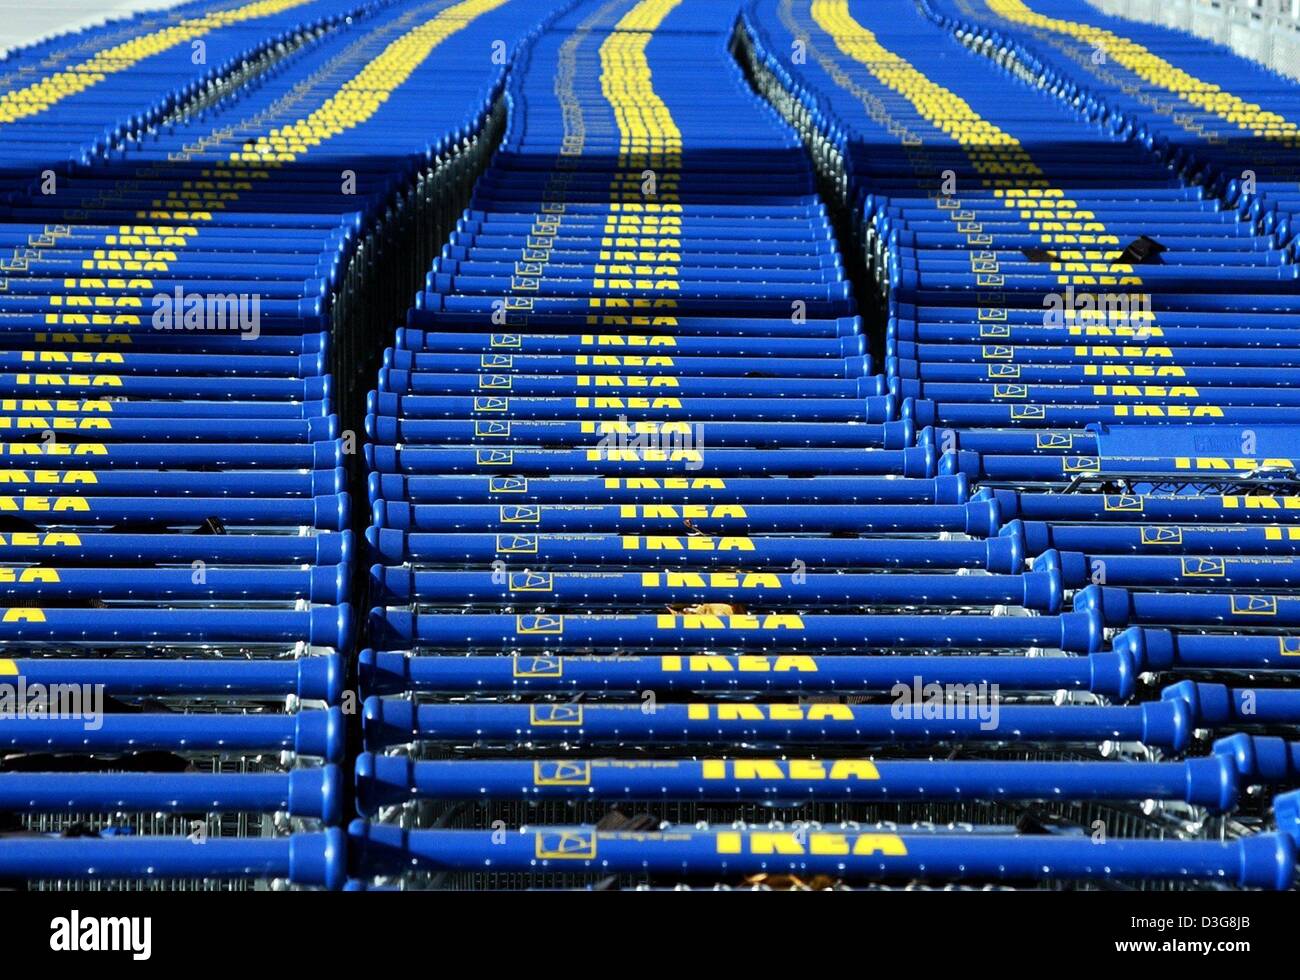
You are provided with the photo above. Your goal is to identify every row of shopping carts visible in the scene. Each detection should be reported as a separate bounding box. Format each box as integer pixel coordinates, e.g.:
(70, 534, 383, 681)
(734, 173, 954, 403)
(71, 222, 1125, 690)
(354, 0, 1300, 890)
(921, 0, 1300, 245)
(0, 0, 564, 889)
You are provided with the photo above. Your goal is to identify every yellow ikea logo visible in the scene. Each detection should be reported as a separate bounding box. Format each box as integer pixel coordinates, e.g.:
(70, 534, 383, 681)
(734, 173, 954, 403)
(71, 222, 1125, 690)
(0, 496, 89, 512)
(586, 448, 700, 462)
(621, 505, 744, 519)
(575, 397, 684, 409)
(575, 375, 680, 388)
(602, 477, 723, 489)
(701, 759, 880, 781)
(1111, 405, 1222, 418)
(0, 568, 59, 582)
(715, 831, 906, 857)
(574, 355, 675, 367)
(1081, 365, 1184, 377)
(0, 532, 81, 546)
(1221, 496, 1300, 510)
(0, 443, 107, 456)
(0, 470, 97, 485)
(20, 351, 124, 364)
(0, 417, 111, 431)
(1176, 458, 1297, 471)
(0, 400, 113, 413)
(580, 335, 676, 347)
(622, 536, 753, 551)
(687, 703, 853, 721)
(661, 655, 817, 673)
(659, 614, 804, 631)
(642, 572, 780, 589)
(14, 375, 124, 387)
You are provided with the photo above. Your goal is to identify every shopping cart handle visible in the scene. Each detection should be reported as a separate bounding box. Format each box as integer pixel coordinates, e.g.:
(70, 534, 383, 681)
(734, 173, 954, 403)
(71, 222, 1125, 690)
(355, 753, 414, 814)
(0, 767, 341, 821)
(1213, 735, 1300, 783)
(345, 820, 1296, 889)
(1166, 681, 1300, 727)
(1275, 790, 1300, 845)
(354, 750, 1261, 813)
(3, 654, 341, 701)
(0, 828, 344, 888)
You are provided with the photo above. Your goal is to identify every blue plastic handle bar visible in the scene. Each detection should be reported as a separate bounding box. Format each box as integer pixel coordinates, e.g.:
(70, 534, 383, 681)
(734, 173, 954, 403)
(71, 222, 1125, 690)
(982, 488, 1300, 528)
(0, 494, 348, 530)
(385, 349, 872, 379)
(0, 441, 340, 469)
(378, 367, 880, 401)
(0, 530, 350, 564)
(0, 605, 350, 649)
(0, 566, 347, 603)
(1037, 549, 1300, 591)
(354, 733, 1300, 813)
(366, 444, 929, 477)
(369, 608, 1104, 653)
(347, 820, 1297, 889)
(0, 708, 343, 760)
(1006, 519, 1300, 559)
(0, 467, 345, 497)
(399, 328, 863, 358)
(372, 474, 966, 505)
(1116, 628, 1300, 674)
(372, 500, 995, 536)
(368, 417, 910, 449)
(371, 392, 894, 423)
(0, 767, 341, 820)
(371, 392, 893, 423)
(364, 681, 1299, 752)
(410, 310, 863, 339)
(0, 829, 345, 888)
(1079, 585, 1300, 630)
(362, 693, 1188, 750)
(371, 566, 1060, 611)
(5, 654, 342, 700)
(356, 648, 1131, 697)
(369, 528, 1022, 572)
